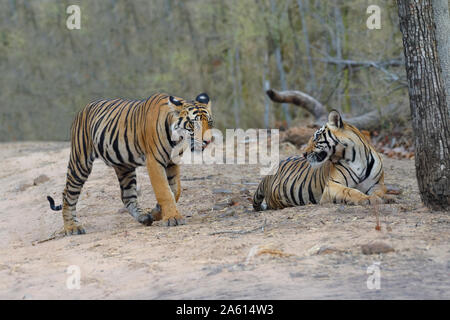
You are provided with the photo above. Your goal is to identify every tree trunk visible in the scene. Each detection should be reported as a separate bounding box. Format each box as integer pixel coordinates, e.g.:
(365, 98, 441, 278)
(230, 48, 240, 127)
(432, 0, 450, 114)
(270, 0, 292, 127)
(397, 0, 450, 210)
(263, 52, 271, 129)
(296, 0, 316, 93)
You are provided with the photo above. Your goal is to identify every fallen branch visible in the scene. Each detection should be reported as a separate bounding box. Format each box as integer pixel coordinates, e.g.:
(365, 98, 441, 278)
(266, 88, 407, 131)
(321, 58, 403, 68)
(320, 57, 405, 82)
(266, 89, 327, 120)
(31, 229, 63, 245)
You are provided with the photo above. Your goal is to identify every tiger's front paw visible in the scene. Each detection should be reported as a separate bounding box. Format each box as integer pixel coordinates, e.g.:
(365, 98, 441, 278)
(149, 204, 162, 221)
(162, 209, 185, 227)
(382, 194, 397, 204)
(64, 224, 86, 235)
(137, 213, 153, 226)
(164, 217, 186, 226)
(367, 195, 383, 205)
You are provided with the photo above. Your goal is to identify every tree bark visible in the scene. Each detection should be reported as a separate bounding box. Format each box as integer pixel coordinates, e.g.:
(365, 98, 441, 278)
(397, 0, 450, 210)
(432, 0, 450, 113)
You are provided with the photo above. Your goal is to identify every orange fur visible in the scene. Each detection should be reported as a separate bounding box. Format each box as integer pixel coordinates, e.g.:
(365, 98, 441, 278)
(47, 93, 213, 234)
(253, 110, 392, 211)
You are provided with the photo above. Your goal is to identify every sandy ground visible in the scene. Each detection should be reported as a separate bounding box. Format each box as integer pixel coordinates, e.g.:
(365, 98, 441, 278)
(0, 141, 448, 299)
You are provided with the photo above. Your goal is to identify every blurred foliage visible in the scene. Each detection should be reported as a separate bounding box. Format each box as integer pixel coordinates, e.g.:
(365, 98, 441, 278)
(0, 0, 408, 141)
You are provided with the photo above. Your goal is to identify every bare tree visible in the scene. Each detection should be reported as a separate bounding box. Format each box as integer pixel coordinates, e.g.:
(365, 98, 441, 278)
(296, 0, 316, 93)
(263, 52, 271, 129)
(269, 0, 291, 126)
(432, 0, 450, 113)
(397, 0, 450, 210)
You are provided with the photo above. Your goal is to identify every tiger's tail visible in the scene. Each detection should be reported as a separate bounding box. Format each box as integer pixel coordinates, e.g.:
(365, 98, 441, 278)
(47, 196, 62, 211)
(252, 178, 268, 211)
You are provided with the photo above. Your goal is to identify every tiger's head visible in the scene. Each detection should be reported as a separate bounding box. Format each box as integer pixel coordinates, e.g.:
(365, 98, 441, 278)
(169, 93, 213, 152)
(303, 109, 362, 168)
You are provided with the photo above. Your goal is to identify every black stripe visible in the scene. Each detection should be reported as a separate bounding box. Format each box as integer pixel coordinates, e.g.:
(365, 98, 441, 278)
(166, 117, 176, 147)
(365, 152, 375, 180)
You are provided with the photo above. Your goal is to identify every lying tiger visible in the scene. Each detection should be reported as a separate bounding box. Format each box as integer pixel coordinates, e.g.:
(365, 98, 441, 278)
(253, 110, 392, 210)
(47, 93, 213, 235)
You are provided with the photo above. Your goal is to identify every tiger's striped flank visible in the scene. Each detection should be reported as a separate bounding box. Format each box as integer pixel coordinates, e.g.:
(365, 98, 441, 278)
(253, 110, 393, 211)
(47, 93, 213, 235)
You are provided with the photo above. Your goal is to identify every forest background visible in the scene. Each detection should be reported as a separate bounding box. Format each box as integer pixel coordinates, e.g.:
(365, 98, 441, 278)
(0, 0, 408, 141)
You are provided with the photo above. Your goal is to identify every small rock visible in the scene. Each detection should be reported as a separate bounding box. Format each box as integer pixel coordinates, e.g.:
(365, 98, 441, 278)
(308, 245, 340, 255)
(33, 174, 50, 185)
(361, 241, 394, 255)
(317, 246, 340, 255)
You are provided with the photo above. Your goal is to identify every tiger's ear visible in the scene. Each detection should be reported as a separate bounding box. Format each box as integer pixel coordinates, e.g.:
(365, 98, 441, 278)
(328, 109, 343, 129)
(195, 93, 210, 105)
(169, 95, 183, 107)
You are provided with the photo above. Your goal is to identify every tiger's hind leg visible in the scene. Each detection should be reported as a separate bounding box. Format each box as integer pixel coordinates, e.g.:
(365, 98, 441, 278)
(61, 154, 94, 235)
(114, 166, 153, 226)
(320, 181, 382, 205)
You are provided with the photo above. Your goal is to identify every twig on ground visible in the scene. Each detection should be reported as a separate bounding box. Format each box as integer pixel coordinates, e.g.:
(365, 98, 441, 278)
(33, 235, 56, 245)
(31, 229, 64, 245)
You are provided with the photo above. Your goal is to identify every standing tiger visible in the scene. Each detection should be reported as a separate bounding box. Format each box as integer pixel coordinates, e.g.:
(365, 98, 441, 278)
(47, 93, 213, 235)
(253, 110, 392, 211)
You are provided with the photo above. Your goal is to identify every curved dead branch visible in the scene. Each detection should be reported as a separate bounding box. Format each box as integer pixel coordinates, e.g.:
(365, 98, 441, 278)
(266, 88, 407, 131)
(266, 89, 327, 120)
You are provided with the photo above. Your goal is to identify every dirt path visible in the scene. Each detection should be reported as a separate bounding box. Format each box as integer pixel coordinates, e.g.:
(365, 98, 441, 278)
(0, 142, 448, 299)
